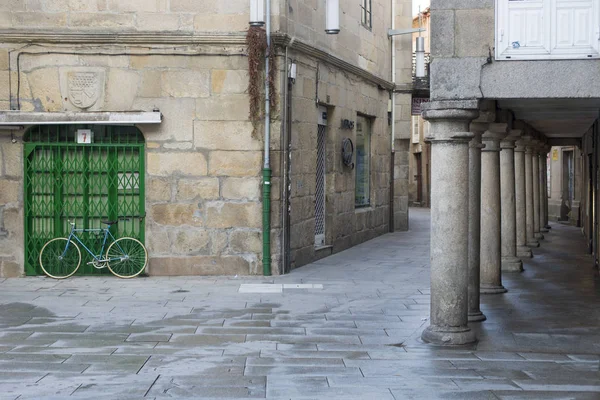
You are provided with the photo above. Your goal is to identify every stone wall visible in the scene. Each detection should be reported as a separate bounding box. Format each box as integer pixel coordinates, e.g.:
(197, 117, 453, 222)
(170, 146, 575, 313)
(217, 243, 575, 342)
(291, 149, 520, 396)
(0, 130, 23, 277)
(1, 44, 267, 276)
(280, 0, 413, 85)
(0, 0, 414, 277)
(286, 51, 392, 269)
(548, 146, 584, 226)
(0, 0, 282, 32)
(430, 0, 600, 101)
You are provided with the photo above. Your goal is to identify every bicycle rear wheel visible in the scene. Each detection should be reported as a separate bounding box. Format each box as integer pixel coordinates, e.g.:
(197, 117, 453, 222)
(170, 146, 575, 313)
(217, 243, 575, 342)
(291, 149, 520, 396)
(106, 237, 148, 278)
(39, 238, 82, 279)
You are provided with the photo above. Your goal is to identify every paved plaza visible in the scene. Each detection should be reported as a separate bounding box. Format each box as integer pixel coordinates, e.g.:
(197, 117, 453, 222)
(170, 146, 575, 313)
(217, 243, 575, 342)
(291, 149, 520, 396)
(0, 208, 599, 399)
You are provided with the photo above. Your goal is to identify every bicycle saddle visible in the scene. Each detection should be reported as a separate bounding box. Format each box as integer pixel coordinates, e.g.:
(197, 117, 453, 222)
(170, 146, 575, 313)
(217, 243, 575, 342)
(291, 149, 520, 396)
(101, 220, 119, 225)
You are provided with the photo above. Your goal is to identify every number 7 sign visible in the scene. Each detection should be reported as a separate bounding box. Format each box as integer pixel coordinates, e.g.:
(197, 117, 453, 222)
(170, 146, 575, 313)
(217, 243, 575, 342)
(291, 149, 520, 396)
(76, 129, 93, 144)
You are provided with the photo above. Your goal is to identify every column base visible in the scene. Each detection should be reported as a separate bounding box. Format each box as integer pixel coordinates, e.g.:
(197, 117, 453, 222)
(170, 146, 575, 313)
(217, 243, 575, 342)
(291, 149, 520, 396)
(468, 311, 487, 322)
(501, 257, 523, 272)
(421, 324, 477, 346)
(534, 232, 544, 240)
(480, 284, 508, 294)
(517, 246, 533, 258)
(527, 240, 540, 248)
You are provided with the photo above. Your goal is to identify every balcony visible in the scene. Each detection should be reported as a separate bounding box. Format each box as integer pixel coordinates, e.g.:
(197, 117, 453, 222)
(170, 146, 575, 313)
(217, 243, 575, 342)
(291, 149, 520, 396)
(412, 52, 430, 94)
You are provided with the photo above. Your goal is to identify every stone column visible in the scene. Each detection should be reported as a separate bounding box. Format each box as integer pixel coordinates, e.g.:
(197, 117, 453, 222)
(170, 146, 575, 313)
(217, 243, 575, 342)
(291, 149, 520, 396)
(532, 144, 544, 240)
(525, 139, 540, 248)
(540, 146, 550, 233)
(468, 123, 486, 322)
(514, 136, 532, 258)
(500, 133, 523, 272)
(421, 103, 478, 346)
(543, 146, 551, 229)
(480, 124, 508, 294)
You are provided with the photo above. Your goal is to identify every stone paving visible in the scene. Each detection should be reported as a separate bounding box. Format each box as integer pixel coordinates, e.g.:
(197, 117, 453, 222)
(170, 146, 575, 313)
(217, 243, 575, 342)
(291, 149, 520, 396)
(0, 208, 599, 399)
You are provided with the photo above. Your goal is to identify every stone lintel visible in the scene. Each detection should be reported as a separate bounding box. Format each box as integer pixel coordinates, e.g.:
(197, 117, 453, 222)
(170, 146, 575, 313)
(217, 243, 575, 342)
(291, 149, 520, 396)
(430, 0, 494, 10)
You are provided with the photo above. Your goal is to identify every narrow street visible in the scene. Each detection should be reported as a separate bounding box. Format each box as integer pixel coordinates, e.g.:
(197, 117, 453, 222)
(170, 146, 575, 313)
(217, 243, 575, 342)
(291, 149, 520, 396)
(0, 208, 599, 399)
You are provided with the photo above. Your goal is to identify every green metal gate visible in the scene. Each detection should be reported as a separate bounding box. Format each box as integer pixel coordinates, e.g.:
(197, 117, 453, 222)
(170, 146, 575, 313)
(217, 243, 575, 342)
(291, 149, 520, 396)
(24, 125, 145, 276)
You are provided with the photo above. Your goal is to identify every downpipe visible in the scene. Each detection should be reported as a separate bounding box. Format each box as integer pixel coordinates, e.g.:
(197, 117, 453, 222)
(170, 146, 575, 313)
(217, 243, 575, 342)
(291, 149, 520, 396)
(262, 0, 272, 276)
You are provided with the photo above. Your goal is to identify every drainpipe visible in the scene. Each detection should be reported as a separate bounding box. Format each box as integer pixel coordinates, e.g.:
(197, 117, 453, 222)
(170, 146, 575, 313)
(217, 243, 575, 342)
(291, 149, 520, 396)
(281, 46, 291, 274)
(262, 0, 272, 276)
(389, 0, 396, 232)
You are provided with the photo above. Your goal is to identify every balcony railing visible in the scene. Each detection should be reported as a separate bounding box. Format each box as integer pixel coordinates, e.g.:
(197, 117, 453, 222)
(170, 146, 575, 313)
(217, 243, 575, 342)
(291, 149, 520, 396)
(412, 52, 430, 91)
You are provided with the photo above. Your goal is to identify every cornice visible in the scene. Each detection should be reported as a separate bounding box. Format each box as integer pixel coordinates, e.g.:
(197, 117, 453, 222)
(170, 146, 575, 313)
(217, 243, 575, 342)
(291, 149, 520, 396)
(273, 33, 394, 91)
(0, 30, 247, 45)
(0, 30, 410, 92)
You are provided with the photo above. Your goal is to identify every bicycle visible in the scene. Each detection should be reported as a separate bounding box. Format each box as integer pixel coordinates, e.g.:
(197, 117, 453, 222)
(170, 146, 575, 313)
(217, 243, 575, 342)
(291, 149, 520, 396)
(39, 219, 148, 279)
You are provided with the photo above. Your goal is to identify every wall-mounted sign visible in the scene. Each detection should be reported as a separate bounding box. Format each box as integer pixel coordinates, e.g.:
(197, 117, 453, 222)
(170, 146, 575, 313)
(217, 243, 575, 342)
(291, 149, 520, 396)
(341, 137, 354, 169)
(552, 148, 559, 161)
(412, 98, 430, 116)
(76, 129, 93, 144)
(341, 119, 355, 130)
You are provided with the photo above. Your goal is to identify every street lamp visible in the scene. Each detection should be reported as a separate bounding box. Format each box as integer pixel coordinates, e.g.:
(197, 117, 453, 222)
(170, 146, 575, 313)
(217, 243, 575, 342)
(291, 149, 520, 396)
(325, 0, 340, 34)
(249, 0, 265, 26)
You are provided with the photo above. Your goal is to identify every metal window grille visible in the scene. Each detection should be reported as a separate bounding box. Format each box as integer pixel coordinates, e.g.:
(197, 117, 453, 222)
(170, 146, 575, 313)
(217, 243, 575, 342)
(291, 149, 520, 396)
(361, 0, 372, 29)
(315, 124, 326, 246)
(355, 116, 371, 207)
(23, 125, 145, 276)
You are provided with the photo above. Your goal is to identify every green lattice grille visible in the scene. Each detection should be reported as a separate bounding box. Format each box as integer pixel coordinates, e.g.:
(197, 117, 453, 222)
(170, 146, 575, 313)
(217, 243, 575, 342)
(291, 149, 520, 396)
(24, 125, 145, 276)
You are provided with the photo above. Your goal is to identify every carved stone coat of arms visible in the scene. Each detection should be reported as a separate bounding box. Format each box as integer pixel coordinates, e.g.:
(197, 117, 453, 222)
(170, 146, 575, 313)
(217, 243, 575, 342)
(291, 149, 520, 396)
(67, 71, 104, 109)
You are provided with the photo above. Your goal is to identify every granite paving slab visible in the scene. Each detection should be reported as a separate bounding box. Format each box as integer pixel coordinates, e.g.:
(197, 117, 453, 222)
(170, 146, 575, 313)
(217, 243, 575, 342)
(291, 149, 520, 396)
(0, 209, 599, 398)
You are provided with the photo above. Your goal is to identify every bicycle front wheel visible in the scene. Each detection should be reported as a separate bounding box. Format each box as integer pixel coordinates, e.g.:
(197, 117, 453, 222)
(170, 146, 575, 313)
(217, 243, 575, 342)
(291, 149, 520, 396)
(39, 238, 82, 279)
(106, 237, 148, 278)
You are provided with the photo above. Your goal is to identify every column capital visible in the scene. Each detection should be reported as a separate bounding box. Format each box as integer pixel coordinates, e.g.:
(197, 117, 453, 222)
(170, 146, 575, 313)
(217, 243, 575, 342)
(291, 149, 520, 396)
(482, 123, 509, 152)
(522, 136, 538, 154)
(501, 129, 521, 150)
(515, 139, 527, 153)
(423, 101, 479, 142)
(469, 122, 488, 149)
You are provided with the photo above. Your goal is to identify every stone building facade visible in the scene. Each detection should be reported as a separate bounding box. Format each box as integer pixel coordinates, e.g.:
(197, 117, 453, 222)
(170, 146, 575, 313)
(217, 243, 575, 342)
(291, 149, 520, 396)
(0, 0, 413, 277)
(421, 0, 600, 345)
(408, 7, 430, 207)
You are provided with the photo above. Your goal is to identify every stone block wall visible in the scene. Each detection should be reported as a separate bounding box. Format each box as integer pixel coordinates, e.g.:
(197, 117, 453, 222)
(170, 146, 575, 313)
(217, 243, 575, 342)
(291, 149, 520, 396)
(0, 131, 23, 277)
(0, 0, 414, 277)
(280, 0, 413, 85)
(429, 0, 494, 101)
(286, 50, 392, 269)
(1, 43, 269, 276)
(0, 0, 282, 33)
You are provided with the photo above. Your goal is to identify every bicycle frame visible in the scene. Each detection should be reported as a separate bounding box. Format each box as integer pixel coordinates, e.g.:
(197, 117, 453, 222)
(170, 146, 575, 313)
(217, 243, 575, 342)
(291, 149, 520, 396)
(61, 223, 120, 263)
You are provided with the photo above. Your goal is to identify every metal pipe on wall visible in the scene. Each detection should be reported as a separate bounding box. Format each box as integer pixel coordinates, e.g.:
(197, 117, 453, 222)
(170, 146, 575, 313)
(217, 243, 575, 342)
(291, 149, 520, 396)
(389, 0, 396, 233)
(280, 46, 291, 275)
(262, 0, 272, 276)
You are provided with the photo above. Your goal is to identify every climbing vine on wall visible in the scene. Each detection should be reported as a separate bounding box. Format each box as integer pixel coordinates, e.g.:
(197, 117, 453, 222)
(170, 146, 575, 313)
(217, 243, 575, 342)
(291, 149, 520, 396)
(246, 26, 278, 139)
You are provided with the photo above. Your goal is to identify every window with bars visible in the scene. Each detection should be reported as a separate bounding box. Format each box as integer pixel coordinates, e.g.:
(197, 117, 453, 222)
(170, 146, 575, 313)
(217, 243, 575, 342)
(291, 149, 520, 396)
(361, 0, 372, 29)
(355, 115, 371, 207)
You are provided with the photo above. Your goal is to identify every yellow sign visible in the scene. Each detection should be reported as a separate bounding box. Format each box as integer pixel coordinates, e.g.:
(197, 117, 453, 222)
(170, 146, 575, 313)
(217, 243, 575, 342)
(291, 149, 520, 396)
(552, 148, 559, 161)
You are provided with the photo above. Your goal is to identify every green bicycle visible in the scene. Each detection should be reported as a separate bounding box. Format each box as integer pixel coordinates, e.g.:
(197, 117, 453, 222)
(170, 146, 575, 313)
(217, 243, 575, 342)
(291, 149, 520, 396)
(39, 219, 148, 279)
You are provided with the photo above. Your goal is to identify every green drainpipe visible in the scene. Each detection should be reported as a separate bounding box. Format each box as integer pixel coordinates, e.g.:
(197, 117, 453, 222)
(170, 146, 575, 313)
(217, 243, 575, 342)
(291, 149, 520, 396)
(262, 168, 272, 276)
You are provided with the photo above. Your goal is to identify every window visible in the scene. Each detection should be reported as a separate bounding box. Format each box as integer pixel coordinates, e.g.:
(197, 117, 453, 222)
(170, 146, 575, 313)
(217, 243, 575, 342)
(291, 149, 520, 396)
(361, 0, 372, 29)
(496, 0, 600, 59)
(355, 115, 371, 207)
